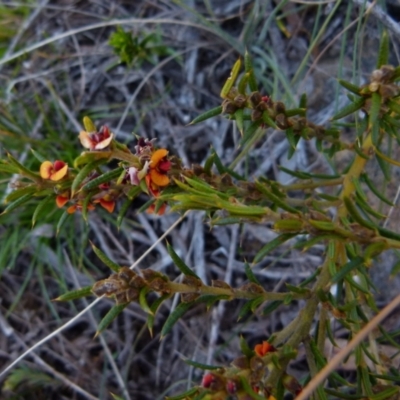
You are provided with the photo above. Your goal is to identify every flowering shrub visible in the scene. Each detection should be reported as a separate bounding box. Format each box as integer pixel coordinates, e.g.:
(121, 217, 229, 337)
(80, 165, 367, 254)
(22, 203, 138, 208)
(2, 36, 400, 399)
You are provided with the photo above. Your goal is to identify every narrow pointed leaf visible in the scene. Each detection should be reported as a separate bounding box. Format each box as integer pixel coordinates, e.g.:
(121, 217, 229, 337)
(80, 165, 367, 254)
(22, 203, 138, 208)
(369, 92, 381, 127)
(1, 193, 34, 215)
(110, 394, 125, 400)
(299, 93, 307, 108)
(0, 163, 19, 174)
(377, 30, 389, 68)
(7, 153, 40, 180)
(165, 388, 199, 400)
(238, 72, 250, 94)
(238, 297, 263, 320)
(375, 147, 400, 168)
(220, 58, 241, 98)
(240, 120, 263, 147)
(285, 108, 306, 117)
(210, 216, 242, 225)
(255, 182, 300, 214)
(183, 176, 224, 196)
(167, 244, 199, 278)
(375, 149, 391, 180)
(188, 106, 223, 125)
(244, 262, 261, 284)
(5, 186, 37, 203)
(32, 195, 54, 227)
(387, 99, 400, 115)
(308, 220, 336, 231)
(343, 197, 376, 230)
(54, 286, 93, 301)
(90, 242, 120, 272)
(161, 301, 193, 338)
(285, 283, 310, 294)
(285, 127, 297, 149)
(240, 335, 255, 357)
(244, 50, 258, 91)
(235, 108, 244, 135)
(73, 151, 112, 168)
(331, 256, 364, 283)
(263, 300, 282, 315)
(139, 287, 152, 314)
(147, 294, 170, 336)
(30, 148, 47, 163)
(56, 210, 70, 236)
(212, 150, 245, 180)
(355, 194, 386, 219)
(377, 226, 400, 241)
(203, 153, 214, 175)
(81, 191, 95, 222)
(262, 111, 277, 129)
(338, 79, 361, 95)
(116, 187, 141, 228)
(371, 387, 399, 400)
(331, 98, 365, 121)
(360, 173, 393, 205)
(253, 233, 295, 264)
(82, 167, 124, 192)
(71, 159, 106, 196)
(96, 304, 127, 336)
(183, 359, 221, 370)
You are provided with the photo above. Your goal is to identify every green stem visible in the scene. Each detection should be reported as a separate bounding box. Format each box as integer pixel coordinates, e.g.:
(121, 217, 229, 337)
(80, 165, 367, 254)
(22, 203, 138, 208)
(166, 282, 308, 301)
(317, 306, 328, 356)
(282, 177, 344, 191)
(338, 132, 373, 218)
(266, 258, 332, 387)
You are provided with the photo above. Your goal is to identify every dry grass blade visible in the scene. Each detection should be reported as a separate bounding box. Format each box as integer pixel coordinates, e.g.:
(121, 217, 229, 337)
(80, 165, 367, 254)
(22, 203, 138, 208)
(351, 0, 400, 37)
(295, 293, 400, 400)
(0, 297, 102, 380)
(0, 18, 230, 68)
(0, 212, 188, 381)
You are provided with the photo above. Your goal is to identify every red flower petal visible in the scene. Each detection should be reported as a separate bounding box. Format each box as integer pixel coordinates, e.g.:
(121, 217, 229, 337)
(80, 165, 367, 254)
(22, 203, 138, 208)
(53, 160, 66, 171)
(99, 199, 115, 213)
(56, 195, 69, 208)
(254, 341, 274, 357)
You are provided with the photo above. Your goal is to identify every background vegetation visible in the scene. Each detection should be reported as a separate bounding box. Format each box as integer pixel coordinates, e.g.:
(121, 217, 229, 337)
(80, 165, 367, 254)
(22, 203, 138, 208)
(1, 1, 400, 399)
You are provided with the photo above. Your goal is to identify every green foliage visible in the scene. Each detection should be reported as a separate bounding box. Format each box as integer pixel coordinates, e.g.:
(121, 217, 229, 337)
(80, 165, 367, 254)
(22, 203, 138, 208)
(109, 26, 174, 67)
(3, 22, 400, 400)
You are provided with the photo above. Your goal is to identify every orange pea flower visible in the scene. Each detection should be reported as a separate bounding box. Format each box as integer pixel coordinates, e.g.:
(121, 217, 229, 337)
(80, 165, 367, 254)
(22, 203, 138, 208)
(146, 202, 167, 216)
(56, 195, 69, 208)
(67, 202, 96, 214)
(149, 149, 171, 187)
(40, 160, 68, 181)
(95, 198, 116, 213)
(254, 341, 275, 357)
(79, 125, 113, 150)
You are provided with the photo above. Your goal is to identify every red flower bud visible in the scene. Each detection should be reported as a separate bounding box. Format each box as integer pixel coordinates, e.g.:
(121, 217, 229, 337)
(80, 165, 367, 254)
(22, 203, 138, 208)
(202, 373, 214, 388)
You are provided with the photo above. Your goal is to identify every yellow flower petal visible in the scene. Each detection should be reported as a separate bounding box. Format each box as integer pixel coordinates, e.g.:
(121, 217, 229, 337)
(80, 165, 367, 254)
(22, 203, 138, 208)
(40, 161, 53, 179)
(50, 163, 68, 181)
(150, 169, 170, 187)
(94, 134, 113, 150)
(150, 149, 168, 167)
(79, 130, 93, 149)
